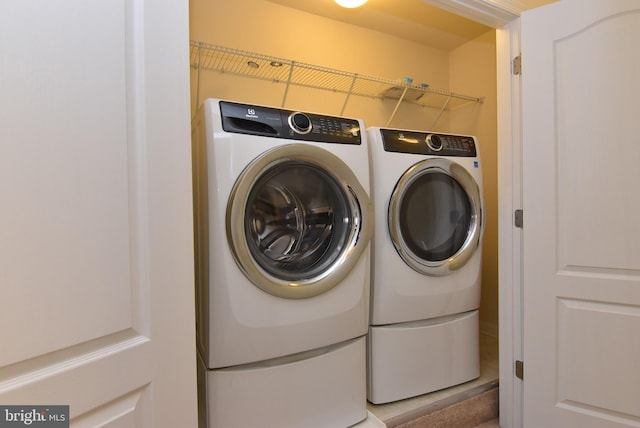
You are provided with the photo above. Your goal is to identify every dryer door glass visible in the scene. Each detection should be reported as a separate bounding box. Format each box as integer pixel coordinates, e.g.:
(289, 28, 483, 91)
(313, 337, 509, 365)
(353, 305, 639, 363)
(399, 173, 471, 261)
(389, 158, 483, 276)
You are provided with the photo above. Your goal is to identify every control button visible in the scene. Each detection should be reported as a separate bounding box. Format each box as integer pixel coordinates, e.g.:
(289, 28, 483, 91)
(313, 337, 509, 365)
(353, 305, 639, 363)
(425, 134, 443, 151)
(342, 123, 360, 137)
(288, 112, 313, 135)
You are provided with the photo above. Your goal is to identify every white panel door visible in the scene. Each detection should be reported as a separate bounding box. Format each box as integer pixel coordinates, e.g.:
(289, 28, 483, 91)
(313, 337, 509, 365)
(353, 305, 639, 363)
(0, 0, 197, 426)
(521, 1, 640, 427)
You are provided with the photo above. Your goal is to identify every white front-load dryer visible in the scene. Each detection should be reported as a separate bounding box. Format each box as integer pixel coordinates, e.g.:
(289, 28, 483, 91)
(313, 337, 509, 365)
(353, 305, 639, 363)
(366, 127, 485, 404)
(192, 99, 373, 427)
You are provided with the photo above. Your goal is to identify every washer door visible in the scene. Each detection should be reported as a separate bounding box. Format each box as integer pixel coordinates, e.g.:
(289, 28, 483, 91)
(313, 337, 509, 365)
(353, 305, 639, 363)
(226, 144, 372, 299)
(388, 158, 484, 276)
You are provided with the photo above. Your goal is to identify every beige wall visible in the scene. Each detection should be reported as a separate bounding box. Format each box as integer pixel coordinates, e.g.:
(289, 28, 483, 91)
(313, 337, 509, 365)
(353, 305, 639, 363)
(189, 0, 499, 336)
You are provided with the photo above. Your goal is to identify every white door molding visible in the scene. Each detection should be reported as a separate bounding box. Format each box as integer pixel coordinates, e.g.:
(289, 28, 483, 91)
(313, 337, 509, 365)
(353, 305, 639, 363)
(496, 18, 523, 428)
(421, 0, 524, 28)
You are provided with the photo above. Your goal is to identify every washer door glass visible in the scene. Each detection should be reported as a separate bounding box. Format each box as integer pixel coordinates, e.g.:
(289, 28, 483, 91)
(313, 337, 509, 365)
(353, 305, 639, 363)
(227, 144, 372, 299)
(389, 158, 483, 276)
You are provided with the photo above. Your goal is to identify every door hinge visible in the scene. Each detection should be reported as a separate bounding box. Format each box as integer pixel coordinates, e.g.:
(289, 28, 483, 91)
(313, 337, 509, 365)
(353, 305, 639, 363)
(515, 360, 524, 380)
(514, 209, 523, 228)
(513, 55, 522, 75)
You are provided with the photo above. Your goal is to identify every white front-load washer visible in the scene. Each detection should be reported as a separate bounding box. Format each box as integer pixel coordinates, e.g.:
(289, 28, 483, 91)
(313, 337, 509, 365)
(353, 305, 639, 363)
(366, 127, 485, 404)
(192, 99, 373, 427)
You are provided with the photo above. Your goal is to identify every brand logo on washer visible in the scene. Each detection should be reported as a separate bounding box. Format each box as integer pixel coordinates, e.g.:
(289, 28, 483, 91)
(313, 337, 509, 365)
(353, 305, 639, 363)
(246, 108, 258, 119)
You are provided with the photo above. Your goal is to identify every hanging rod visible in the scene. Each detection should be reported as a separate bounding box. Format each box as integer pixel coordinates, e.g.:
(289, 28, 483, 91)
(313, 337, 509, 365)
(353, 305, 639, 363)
(190, 41, 483, 115)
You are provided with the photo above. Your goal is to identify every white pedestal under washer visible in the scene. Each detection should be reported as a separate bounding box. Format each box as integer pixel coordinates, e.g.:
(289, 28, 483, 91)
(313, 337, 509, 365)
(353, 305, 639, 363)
(366, 127, 485, 404)
(192, 99, 373, 427)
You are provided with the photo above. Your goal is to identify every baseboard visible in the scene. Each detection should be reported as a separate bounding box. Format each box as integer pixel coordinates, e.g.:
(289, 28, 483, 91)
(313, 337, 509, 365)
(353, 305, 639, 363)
(480, 321, 498, 338)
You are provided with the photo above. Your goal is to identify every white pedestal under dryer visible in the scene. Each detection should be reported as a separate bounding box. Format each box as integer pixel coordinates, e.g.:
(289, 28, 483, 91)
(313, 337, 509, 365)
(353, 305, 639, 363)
(192, 99, 373, 427)
(366, 127, 485, 404)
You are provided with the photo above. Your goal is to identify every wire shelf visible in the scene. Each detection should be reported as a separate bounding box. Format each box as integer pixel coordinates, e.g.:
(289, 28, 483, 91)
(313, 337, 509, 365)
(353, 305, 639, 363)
(190, 41, 483, 118)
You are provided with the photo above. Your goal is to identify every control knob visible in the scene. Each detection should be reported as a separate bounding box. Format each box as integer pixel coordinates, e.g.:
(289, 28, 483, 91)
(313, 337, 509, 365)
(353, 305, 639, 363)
(288, 112, 313, 135)
(425, 134, 443, 152)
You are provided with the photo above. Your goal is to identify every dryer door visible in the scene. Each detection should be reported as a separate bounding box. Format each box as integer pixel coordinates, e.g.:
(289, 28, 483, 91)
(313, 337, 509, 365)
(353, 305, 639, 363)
(389, 158, 483, 276)
(227, 144, 372, 299)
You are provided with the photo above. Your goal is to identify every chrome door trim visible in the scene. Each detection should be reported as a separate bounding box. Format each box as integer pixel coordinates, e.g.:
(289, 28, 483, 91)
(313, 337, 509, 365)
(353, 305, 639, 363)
(226, 144, 373, 299)
(388, 158, 484, 277)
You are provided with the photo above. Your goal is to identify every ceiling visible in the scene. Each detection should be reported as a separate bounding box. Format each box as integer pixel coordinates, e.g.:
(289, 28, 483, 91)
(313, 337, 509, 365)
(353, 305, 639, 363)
(265, 0, 556, 51)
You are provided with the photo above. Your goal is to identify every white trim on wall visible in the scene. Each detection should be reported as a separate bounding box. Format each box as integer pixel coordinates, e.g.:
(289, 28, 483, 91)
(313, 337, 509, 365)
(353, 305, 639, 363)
(421, 0, 522, 28)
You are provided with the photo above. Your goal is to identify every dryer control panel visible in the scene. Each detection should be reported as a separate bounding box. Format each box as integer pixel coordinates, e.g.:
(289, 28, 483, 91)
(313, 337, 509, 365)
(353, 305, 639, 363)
(380, 129, 477, 157)
(218, 101, 362, 145)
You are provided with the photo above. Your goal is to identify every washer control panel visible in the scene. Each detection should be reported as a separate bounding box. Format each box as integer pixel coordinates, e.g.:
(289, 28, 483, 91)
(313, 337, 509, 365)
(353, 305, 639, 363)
(380, 129, 477, 157)
(219, 101, 362, 145)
